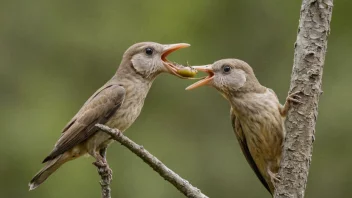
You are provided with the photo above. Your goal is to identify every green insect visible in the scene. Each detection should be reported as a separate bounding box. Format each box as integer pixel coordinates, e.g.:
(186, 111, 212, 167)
(176, 67, 198, 77)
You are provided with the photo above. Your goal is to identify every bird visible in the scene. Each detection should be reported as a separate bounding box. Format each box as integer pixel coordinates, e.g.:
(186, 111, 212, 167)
(29, 42, 191, 190)
(186, 59, 301, 195)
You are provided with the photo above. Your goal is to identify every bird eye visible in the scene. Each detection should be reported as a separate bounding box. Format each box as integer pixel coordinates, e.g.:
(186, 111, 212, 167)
(223, 65, 231, 73)
(145, 47, 153, 55)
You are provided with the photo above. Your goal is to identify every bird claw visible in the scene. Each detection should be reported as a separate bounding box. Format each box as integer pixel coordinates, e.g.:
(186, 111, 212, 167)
(93, 160, 113, 180)
(105, 166, 113, 176)
(286, 91, 303, 104)
(93, 160, 106, 167)
(280, 91, 303, 116)
(268, 170, 281, 185)
(104, 167, 113, 181)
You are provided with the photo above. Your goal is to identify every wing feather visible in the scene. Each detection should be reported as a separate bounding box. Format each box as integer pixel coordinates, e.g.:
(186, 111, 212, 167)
(230, 109, 271, 194)
(42, 84, 125, 163)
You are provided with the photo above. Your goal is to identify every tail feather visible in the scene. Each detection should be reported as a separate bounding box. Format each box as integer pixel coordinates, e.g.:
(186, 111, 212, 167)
(29, 155, 64, 190)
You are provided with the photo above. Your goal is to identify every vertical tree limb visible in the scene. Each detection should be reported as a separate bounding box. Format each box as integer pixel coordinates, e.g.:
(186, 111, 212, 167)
(274, 0, 333, 197)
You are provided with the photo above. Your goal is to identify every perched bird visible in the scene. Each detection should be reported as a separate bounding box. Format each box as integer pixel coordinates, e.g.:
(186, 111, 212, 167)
(186, 59, 301, 194)
(29, 42, 191, 190)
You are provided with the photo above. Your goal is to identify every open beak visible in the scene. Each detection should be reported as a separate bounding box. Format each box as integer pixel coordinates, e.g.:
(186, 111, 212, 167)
(185, 65, 214, 90)
(161, 43, 192, 78)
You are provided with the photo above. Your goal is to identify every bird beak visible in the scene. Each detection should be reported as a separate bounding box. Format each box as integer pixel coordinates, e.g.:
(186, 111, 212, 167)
(161, 43, 192, 78)
(185, 65, 214, 90)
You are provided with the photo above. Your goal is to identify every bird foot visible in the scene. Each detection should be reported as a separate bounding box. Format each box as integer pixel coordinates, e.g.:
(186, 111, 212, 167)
(286, 91, 303, 104)
(93, 160, 113, 181)
(281, 91, 303, 116)
(268, 170, 281, 185)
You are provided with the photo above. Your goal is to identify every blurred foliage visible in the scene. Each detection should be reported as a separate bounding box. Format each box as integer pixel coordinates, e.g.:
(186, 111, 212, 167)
(0, 0, 351, 197)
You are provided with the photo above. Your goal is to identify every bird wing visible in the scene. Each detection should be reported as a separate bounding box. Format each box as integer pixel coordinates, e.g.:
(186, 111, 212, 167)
(230, 109, 271, 194)
(43, 84, 126, 163)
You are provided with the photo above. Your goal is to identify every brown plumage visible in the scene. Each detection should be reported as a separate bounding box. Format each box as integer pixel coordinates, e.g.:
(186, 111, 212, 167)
(186, 59, 301, 194)
(29, 42, 191, 190)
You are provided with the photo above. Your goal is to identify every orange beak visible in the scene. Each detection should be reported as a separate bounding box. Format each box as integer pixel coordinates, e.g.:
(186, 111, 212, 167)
(185, 65, 214, 90)
(161, 43, 191, 78)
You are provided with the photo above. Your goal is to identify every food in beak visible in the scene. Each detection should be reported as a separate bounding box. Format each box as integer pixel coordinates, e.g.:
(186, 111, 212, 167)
(161, 43, 198, 78)
(176, 67, 198, 77)
(185, 65, 214, 90)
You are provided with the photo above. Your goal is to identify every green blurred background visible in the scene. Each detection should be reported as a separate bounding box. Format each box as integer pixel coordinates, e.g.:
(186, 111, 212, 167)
(1, 0, 350, 197)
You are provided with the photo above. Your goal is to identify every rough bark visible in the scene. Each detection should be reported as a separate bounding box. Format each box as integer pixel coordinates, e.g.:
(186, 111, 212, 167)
(95, 124, 209, 198)
(95, 162, 112, 198)
(274, 0, 333, 198)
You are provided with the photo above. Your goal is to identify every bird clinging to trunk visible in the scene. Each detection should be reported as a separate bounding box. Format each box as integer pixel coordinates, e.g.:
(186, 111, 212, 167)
(186, 59, 301, 195)
(29, 42, 193, 190)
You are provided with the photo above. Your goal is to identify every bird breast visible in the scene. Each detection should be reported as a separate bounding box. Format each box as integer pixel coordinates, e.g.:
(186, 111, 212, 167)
(86, 82, 151, 154)
(106, 85, 149, 132)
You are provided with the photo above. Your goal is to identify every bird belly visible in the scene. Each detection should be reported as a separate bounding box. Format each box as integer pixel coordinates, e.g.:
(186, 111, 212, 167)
(84, 131, 114, 155)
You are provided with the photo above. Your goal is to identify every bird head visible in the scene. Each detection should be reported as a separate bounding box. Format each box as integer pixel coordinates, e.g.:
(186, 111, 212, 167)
(119, 42, 192, 79)
(186, 59, 261, 94)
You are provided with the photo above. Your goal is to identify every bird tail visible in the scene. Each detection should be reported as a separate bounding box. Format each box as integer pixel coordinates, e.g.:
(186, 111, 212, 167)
(29, 154, 65, 190)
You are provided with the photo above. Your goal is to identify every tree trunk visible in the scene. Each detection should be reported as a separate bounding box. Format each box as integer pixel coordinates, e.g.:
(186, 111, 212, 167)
(274, 0, 333, 198)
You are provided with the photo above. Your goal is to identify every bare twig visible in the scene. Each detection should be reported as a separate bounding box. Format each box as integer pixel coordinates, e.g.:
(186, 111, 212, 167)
(95, 124, 209, 198)
(94, 161, 112, 198)
(274, 0, 333, 197)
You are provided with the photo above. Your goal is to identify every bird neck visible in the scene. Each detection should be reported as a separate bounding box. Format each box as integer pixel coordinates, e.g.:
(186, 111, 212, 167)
(112, 60, 156, 102)
(112, 73, 154, 97)
(227, 85, 268, 117)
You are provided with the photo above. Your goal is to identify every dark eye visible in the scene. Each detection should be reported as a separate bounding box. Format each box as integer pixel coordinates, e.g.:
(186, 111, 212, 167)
(145, 47, 153, 55)
(223, 65, 231, 73)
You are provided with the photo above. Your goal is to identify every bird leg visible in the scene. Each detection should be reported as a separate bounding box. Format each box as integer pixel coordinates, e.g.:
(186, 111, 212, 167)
(93, 151, 113, 181)
(280, 91, 303, 116)
(99, 147, 108, 159)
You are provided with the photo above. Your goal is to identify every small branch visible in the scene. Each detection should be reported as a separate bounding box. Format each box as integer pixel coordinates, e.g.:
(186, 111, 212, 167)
(95, 124, 209, 198)
(274, 0, 333, 197)
(94, 162, 112, 198)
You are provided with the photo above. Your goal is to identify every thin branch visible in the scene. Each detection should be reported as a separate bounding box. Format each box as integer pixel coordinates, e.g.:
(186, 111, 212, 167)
(94, 162, 112, 198)
(95, 124, 209, 198)
(274, 0, 333, 197)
